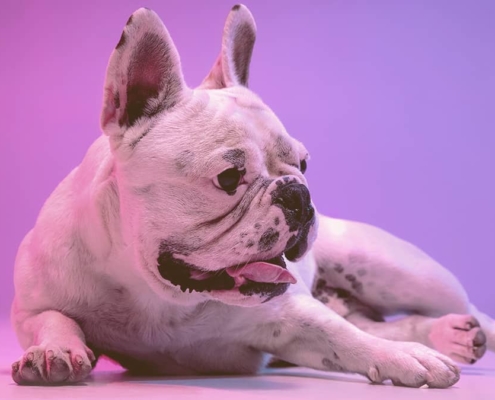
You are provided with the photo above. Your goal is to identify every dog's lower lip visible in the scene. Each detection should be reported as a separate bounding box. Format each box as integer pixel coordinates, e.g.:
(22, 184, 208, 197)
(157, 252, 293, 296)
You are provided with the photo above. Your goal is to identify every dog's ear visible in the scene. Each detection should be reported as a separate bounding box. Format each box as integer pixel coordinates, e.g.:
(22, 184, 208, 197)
(101, 8, 186, 146)
(201, 4, 256, 89)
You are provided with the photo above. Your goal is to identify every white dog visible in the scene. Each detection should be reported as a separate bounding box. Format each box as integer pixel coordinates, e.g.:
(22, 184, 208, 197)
(11, 4, 494, 388)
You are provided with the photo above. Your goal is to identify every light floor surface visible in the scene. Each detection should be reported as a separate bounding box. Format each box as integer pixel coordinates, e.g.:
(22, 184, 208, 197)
(1, 320, 494, 400)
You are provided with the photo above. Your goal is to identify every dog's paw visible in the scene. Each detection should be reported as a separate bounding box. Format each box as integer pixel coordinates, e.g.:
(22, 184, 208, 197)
(367, 342, 460, 388)
(12, 343, 95, 385)
(428, 314, 487, 364)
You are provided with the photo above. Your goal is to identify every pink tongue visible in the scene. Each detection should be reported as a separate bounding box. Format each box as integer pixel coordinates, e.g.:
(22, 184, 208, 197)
(226, 262, 297, 284)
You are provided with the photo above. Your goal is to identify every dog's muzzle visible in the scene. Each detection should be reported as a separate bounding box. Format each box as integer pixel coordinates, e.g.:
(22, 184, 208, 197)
(155, 180, 316, 302)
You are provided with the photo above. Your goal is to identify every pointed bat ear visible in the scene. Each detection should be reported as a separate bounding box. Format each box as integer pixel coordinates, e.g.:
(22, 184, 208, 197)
(201, 4, 256, 89)
(100, 8, 187, 148)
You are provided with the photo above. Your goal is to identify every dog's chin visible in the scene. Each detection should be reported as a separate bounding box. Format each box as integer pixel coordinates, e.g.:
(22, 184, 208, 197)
(155, 251, 295, 306)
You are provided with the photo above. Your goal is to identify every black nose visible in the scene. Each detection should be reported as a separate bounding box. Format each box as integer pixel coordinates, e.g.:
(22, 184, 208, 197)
(271, 182, 315, 231)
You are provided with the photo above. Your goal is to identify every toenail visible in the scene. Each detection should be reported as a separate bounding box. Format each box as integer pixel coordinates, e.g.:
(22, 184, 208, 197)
(75, 355, 83, 365)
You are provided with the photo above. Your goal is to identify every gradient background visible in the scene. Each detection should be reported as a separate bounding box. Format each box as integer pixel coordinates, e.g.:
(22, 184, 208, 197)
(0, 0, 493, 320)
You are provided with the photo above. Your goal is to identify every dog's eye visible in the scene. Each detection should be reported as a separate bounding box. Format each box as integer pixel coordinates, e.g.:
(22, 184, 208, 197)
(216, 168, 246, 193)
(300, 159, 307, 174)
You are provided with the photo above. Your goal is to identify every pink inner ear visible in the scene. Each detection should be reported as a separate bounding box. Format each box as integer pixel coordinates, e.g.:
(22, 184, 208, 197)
(122, 33, 168, 126)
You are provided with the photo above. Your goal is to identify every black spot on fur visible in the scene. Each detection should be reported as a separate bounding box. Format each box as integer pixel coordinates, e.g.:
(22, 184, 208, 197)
(275, 136, 293, 160)
(274, 217, 280, 226)
(254, 223, 261, 230)
(133, 184, 154, 195)
(351, 281, 364, 294)
(333, 264, 344, 273)
(159, 238, 203, 256)
(333, 352, 340, 361)
(322, 358, 344, 371)
(345, 274, 356, 282)
(316, 278, 327, 290)
(273, 329, 281, 338)
(246, 239, 255, 248)
(223, 149, 246, 169)
(175, 150, 195, 172)
(232, 4, 241, 11)
(313, 279, 352, 301)
(232, 22, 255, 86)
(335, 288, 351, 298)
(258, 228, 279, 252)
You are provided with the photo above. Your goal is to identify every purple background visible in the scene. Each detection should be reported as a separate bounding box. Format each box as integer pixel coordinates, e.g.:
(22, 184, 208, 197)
(0, 0, 493, 317)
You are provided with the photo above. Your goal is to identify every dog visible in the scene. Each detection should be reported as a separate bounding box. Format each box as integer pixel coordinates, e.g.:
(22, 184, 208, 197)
(11, 4, 494, 388)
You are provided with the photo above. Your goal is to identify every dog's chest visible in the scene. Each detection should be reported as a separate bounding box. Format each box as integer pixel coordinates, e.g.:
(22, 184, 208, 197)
(76, 290, 265, 374)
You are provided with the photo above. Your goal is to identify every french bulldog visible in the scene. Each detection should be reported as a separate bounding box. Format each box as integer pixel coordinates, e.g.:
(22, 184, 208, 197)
(11, 4, 494, 388)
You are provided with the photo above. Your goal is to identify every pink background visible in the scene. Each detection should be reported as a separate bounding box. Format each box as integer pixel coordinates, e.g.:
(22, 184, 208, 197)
(0, 0, 493, 317)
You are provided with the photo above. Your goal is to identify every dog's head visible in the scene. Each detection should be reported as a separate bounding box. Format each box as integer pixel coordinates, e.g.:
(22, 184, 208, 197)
(100, 5, 318, 306)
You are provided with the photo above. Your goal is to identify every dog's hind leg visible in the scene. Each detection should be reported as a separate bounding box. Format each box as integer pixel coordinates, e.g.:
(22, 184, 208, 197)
(312, 214, 495, 355)
(312, 281, 488, 364)
(347, 312, 488, 365)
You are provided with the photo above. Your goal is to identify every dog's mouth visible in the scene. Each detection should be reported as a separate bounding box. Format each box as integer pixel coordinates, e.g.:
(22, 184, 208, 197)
(156, 252, 296, 301)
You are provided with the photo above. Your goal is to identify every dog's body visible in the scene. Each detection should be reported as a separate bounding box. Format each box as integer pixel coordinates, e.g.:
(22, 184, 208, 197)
(11, 5, 494, 388)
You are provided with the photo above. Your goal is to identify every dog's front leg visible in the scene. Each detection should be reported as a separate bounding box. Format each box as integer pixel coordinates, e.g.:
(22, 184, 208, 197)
(11, 308, 95, 385)
(253, 295, 460, 388)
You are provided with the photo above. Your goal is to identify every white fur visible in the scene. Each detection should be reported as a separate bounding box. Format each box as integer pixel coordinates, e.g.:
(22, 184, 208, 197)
(10, 4, 493, 388)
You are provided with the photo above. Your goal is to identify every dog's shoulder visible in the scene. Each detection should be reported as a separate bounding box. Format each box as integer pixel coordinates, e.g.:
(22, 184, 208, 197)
(13, 136, 116, 312)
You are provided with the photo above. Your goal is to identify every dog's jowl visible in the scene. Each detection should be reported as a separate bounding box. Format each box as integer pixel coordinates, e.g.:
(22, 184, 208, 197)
(11, 4, 494, 387)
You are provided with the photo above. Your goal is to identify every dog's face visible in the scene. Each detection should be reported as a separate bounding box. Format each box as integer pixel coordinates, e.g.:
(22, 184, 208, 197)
(100, 6, 318, 306)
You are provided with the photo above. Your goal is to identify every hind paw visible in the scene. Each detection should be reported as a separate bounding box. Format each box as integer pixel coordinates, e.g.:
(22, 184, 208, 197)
(428, 314, 487, 364)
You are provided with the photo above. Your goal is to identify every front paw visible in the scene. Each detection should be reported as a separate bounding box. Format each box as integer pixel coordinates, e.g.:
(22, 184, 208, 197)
(367, 342, 460, 388)
(12, 343, 95, 385)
